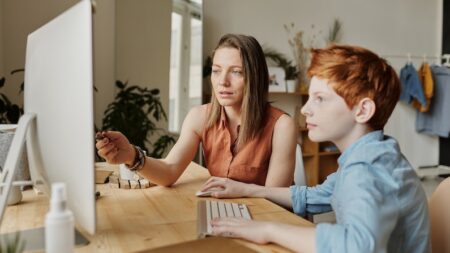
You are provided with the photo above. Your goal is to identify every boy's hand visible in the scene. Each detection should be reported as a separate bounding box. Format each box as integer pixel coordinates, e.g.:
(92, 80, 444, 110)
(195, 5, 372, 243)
(200, 177, 254, 198)
(211, 218, 272, 244)
(95, 131, 135, 165)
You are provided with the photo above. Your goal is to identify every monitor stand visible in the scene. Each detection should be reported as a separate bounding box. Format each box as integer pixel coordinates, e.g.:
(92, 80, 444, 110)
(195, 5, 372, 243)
(0, 227, 89, 251)
(0, 114, 90, 250)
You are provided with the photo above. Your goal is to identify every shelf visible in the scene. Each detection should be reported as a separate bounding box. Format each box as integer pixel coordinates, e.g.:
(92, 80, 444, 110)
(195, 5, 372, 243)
(269, 91, 303, 96)
(302, 152, 315, 157)
(319, 151, 340, 156)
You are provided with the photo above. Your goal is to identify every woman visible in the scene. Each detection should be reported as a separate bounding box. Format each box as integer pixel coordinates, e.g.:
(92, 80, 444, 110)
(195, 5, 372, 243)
(96, 34, 297, 187)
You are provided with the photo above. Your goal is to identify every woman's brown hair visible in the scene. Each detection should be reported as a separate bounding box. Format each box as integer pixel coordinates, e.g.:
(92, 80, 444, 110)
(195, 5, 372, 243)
(206, 34, 269, 150)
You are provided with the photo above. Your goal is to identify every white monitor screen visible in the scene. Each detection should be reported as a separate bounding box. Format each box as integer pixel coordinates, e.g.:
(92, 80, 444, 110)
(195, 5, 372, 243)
(24, 0, 96, 234)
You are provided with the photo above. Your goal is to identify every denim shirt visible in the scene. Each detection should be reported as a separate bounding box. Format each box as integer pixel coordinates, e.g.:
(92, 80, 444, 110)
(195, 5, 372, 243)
(399, 63, 427, 107)
(290, 131, 430, 253)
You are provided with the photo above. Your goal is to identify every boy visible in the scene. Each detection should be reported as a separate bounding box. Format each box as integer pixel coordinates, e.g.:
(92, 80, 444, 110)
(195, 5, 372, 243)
(201, 45, 430, 253)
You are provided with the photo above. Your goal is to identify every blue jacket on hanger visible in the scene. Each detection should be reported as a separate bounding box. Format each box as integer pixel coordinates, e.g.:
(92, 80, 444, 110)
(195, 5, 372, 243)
(399, 63, 427, 106)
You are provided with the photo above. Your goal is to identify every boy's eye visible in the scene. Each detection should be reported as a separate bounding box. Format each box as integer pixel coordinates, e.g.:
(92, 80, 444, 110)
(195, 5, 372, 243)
(314, 96, 323, 103)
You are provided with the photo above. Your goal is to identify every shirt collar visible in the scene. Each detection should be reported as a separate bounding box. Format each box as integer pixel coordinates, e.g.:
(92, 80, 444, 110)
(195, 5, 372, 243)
(338, 130, 383, 166)
(219, 106, 227, 129)
(218, 106, 241, 135)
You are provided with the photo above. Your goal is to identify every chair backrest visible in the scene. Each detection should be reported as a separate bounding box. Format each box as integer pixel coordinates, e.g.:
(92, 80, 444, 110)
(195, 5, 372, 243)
(429, 177, 450, 253)
(294, 144, 306, 186)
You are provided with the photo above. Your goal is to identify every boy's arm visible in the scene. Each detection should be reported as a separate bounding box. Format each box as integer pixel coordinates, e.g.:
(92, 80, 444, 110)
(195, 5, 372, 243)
(267, 223, 316, 253)
(315, 165, 398, 253)
(211, 219, 317, 253)
(290, 173, 337, 216)
(204, 172, 337, 212)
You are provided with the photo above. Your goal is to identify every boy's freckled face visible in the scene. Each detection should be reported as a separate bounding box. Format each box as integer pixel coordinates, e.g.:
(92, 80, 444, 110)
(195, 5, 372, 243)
(301, 76, 356, 143)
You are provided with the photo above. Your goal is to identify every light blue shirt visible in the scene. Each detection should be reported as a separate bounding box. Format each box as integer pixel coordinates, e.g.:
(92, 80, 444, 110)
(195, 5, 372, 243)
(290, 131, 430, 253)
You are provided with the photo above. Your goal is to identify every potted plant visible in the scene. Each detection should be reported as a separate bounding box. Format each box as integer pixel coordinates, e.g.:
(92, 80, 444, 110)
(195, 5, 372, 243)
(101, 80, 176, 158)
(264, 48, 299, 92)
(0, 69, 24, 124)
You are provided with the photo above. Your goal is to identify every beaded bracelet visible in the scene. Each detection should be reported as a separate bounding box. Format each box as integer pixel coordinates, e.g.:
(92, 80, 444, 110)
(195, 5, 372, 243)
(125, 145, 146, 171)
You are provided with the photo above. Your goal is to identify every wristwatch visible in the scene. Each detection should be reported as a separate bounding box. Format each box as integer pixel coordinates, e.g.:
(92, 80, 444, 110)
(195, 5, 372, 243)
(125, 145, 146, 171)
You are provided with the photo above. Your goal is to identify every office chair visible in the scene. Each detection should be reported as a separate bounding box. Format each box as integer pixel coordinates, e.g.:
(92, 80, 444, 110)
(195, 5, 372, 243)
(429, 177, 450, 253)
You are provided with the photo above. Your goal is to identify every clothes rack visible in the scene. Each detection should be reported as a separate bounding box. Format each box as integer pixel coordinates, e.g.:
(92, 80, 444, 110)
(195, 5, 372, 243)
(382, 54, 450, 66)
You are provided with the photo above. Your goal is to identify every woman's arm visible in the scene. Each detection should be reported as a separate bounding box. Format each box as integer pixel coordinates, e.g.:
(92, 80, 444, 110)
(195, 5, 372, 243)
(265, 114, 297, 187)
(137, 105, 206, 186)
(97, 105, 207, 186)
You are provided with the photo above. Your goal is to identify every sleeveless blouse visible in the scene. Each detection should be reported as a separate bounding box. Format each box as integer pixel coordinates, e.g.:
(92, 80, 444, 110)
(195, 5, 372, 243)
(201, 104, 285, 185)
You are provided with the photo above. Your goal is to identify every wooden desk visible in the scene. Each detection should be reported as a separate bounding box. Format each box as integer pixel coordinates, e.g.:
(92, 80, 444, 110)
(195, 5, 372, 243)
(1, 162, 313, 252)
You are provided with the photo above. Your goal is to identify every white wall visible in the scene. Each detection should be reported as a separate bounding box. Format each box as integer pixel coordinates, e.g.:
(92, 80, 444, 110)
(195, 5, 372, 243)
(1, 0, 79, 102)
(115, 0, 172, 133)
(0, 0, 172, 134)
(93, 0, 115, 128)
(204, 0, 442, 169)
(0, 0, 115, 128)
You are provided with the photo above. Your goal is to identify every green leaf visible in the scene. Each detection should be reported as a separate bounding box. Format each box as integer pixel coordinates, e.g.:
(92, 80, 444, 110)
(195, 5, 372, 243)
(116, 80, 125, 89)
(101, 80, 177, 155)
(6, 105, 20, 124)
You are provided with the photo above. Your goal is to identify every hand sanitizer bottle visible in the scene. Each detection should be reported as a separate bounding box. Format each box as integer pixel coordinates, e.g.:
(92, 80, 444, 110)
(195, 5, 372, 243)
(45, 183, 74, 253)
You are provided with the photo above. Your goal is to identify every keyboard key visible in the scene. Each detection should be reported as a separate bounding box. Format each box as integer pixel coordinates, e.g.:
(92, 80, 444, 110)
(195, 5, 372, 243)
(197, 200, 252, 238)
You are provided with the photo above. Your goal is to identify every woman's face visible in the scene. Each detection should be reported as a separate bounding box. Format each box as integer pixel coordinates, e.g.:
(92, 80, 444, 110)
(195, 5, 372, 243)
(211, 47, 245, 108)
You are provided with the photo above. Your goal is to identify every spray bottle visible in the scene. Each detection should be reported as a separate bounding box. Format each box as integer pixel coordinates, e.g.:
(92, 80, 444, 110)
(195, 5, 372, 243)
(45, 182, 74, 253)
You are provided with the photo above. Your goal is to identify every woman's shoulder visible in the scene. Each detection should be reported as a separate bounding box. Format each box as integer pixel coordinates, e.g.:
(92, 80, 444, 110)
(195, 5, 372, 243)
(184, 104, 210, 134)
(189, 103, 210, 116)
(266, 105, 293, 126)
(267, 104, 285, 116)
(273, 114, 296, 138)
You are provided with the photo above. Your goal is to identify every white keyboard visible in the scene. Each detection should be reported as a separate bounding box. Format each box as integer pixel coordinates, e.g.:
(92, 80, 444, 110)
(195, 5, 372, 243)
(197, 200, 252, 238)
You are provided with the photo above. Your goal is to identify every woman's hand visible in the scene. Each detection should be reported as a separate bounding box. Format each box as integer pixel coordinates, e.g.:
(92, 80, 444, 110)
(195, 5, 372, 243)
(211, 218, 273, 244)
(200, 177, 256, 198)
(95, 131, 135, 165)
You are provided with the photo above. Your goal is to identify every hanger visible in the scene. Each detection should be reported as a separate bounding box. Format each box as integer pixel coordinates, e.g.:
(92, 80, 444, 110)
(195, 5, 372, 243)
(407, 52, 412, 64)
(443, 54, 450, 67)
(422, 54, 427, 64)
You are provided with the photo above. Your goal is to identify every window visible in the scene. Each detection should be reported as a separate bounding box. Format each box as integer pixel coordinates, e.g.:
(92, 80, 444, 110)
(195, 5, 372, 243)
(169, 0, 202, 133)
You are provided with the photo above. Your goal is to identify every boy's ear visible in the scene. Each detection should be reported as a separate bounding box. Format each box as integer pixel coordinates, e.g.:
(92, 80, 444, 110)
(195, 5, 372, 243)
(354, 98, 376, 123)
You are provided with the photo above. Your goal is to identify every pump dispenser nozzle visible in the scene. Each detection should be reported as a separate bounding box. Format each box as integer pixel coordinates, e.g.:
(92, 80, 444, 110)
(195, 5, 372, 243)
(50, 183, 67, 213)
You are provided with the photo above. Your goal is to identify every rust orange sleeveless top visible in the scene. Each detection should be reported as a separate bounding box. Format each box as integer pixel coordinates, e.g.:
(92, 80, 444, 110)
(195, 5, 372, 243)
(201, 104, 285, 185)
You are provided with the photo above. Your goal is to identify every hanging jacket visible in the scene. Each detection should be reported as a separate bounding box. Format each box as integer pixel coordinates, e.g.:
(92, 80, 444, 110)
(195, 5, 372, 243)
(416, 65, 450, 137)
(412, 63, 434, 112)
(399, 63, 427, 107)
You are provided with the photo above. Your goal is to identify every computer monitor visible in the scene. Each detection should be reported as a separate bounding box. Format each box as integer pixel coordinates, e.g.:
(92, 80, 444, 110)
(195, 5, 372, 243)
(0, 0, 96, 240)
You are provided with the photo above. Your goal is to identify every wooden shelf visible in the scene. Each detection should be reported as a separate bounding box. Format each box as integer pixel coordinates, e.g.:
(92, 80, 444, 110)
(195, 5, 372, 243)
(269, 91, 303, 96)
(319, 151, 340, 156)
(302, 152, 315, 158)
(269, 91, 309, 96)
